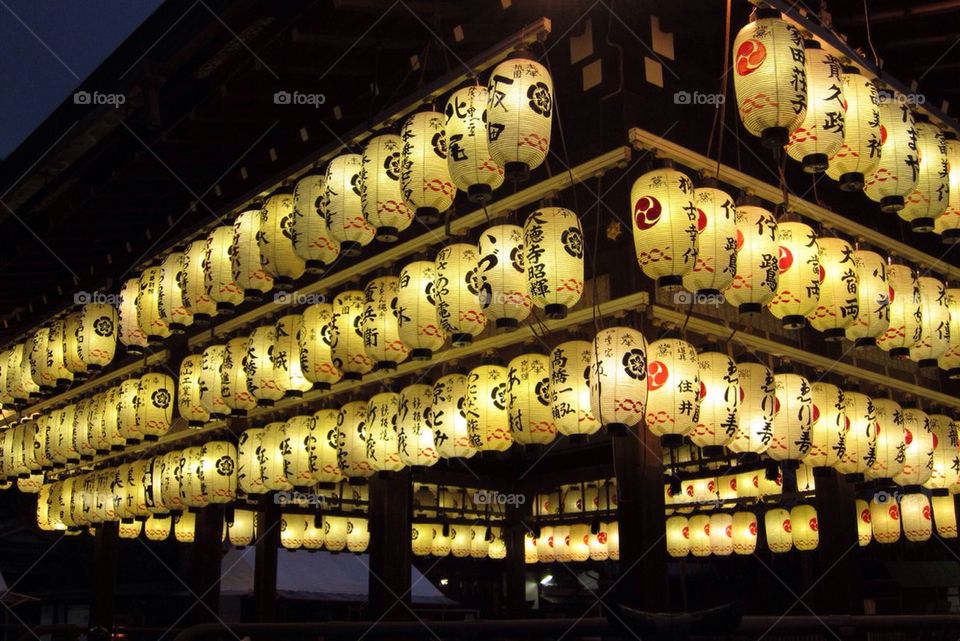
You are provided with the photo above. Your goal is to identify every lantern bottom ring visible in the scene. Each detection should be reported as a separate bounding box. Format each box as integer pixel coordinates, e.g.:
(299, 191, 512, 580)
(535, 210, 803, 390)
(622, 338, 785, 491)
(760, 126, 789, 149)
(451, 333, 474, 347)
(467, 184, 493, 204)
(801, 153, 829, 174)
(373, 361, 398, 371)
(947, 367, 960, 379)
(415, 207, 441, 225)
(284, 390, 304, 398)
(256, 399, 275, 407)
(125, 346, 145, 356)
(738, 303, 762, 315)
(931, 488, 950, 497)
(375, 227, 400, 243)
(143, 434, 160, 442)
(243, 289, 266, 301)
(504, 161, 530, 183)
(341, 372, 362, 381)
(544, 304, 568, 320)
(822, 328, 846, 341)
(168, 322, 187, 334)
(311, 381, 332, 391)
(837, 172, 865, 192)
(192, 313, 212, 326)
(909, 218, 935, 233)
(188, 420, 205, 428)
(567, 433, 588, 445)
(496, 318, 520, 331)
(854, 337, 876, 348)
(701, 445, 726, 458)
(272, 276, 295, 290)
(660, 433, 684, 449)
(942, 229, 960, 244)
(879, 195, 905, 213)
(781, 315, 807, 330)
(843, 472, 865, 483)
(656, 275, 683, 291)
(216, 302, 237, 314)
(888, 347, 910, 360)
(917, 358, 939, 368)
(304, 260, 325, 275)
(410, 348, 433, 361)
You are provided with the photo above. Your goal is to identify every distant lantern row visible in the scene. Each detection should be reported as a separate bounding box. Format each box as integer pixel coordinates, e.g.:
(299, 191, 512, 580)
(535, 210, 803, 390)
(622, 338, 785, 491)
(664, 466, 814, 513)
(411, 523, 507, 559)
(666, 506, 820, 557)
(856, 493, 958, 545)
(523, 523, 620, 563)
(732, 9, 960, 238)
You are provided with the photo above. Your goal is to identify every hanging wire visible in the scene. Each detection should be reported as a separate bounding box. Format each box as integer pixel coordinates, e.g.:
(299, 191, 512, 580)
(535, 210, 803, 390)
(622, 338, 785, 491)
(590, 174, 604, 334)
(862, 0, 881, 68)
(538, 40, 580, 215)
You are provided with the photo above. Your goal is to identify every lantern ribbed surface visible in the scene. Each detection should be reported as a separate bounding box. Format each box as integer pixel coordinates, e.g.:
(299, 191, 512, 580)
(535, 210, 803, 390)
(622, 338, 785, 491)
(899, 121, 949, 231)
(507, 352, 555, 445)
(397, 260, 446, 359)
(803, 382, 845, 468)
(550, 340, 600, 437)
(683, 186, 737, 295)
(118, 278, 148, 353)
(934, 136, 960, 240)
(690, 351, 738, 448)
(331, 290, 374, 380)
(204, 225, 243, 313)
(786, 42, 845, 172)
(232, 207, 274, 298)
(292, 174, 340, 271)
(367, 391, 403, 472)
(630, 167, 698, 289)
(177, 354, 209, 427)
(362, 276, 410, 370)
(645, 338, 700, 439)
(725, 206, 779, 314)
(523, 207, 584, 319)
(298, 303, 341, 388)
(137, 266, 171, 344)
(768, 222, 820, 329)
(826, 66, 881, 191)
(909, 276, 949, 366)
(589, 327, 649, 435)
(877, 264, 921, 359)
(863, 93, 918, 212)
(476, 224, 531, 330)
(221, 336, 257, 414)
(246, 326, 285, 406)
(894, 407, 933, 486)
(199, 343, 229, 418)
(938, 287, 960, 377)
(834, 390, 875, 476)
(808, 237, 858, 339)
(312, 409, 343, 483)
(844, 250, 890, 345)
(432, 372, 475, 459)
(360, 134, 413, 241)
(769, 371, 813, 462)
(275, 314, 313, 396)
(181, 239, 217, 323)
(445, 85, 504, 202)
(465, 363, 512, 452)
(338, 400, 375, 479)
(158, 252, 193, 332)
(259, 192, 306, 287)
(867, 398, 906, 480)
(397, 383, 438, 467)
(434, 243, 487, 346)
(400, 110, 456, 221)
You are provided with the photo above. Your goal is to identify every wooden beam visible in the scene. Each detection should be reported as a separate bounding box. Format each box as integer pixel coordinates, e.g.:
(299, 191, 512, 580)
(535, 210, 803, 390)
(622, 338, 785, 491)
(89, 521, 119, 640)
(193, 505, 225, 624)
(810, 468, 863, 614)
(254, 499, 280, 623)
(368, 470, 412, 619)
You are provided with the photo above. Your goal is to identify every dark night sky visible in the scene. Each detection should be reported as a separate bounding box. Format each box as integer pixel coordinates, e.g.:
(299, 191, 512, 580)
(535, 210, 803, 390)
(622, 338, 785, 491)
(0, 0, 165, 159)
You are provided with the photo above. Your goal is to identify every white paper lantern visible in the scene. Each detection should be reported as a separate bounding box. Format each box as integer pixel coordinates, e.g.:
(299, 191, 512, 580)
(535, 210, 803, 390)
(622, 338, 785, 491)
(62, 313, 87, 379)
(259, 421, 292, 492)
(769, 370, 813, 462)
(924, 414, 957, 492)
(136, 373, 174, 440)
(144, 514, 171, 542)
(397, 383, 438, 467)
(476, 224, 531, 330)
(118, 278, 149, 354)
(367, 392, 403, 472)
(899, 492, 932, 542)
(324, 516, 348, 552)
(765, 507, 793, 553)
(155, 251, 192, 333)
(732, 511, 759, 554)
(275, 314, 313, 397)
(549, 340, 600, 437)
(331, 290, 374, 380)
(232, 206, 275, 299)
(909, 276, 950, 366)
(397, 260, 446, 360)
(877, 264, 921, 359)
(444, 85, 504, 203)
(864, 91, 919, 212)
(710, 512, 734, 556)
(434, 243, 487, 346)
(844, 250, 890, 346)
(932, 494, 958, 538)
(690, 350, 738, 449)
(768, 221, 819, 329)
(645, 338, 700, 443)
(507, 352, 555, 445)
(899, 119, 949, 231)
(803, 382, 845, 468)
(940, 288, 960, 377)
(400, 109, 456, 223)
(361, 276, 410, 370)
(486, 53, 553, 182)
(246, 325, 285, 407)
(786, 41, 845, 172)
(867, 398, 906, 480)
(359, 133, 413, 242)
(589, 327, 649, 435)
(935, 134, 960, 242)
(259, 190, 306, 288)
(297, 303, 340, 389)
(523, 207, 584, 319)
(178, 354, 209, 427)
(630, 166, 698, 289)
(199, 441, 237, 504)
(854, 499, 872, 546)
(683, 185, 737, 295)
(338, 400, 375, 479)
(228, 509, 256, 547)
(312, 409, 343, 483)
(666, 515, 690, 558)
(292, 172, 341, 272)
(137, 266, 171, 345)
(412, 523, 436, 557)
(181, 238, 218, 324)
(725, 206, 779, 314)
(894, 407, 933, 487)
(432, 373, 475, 459)
(44, 320, 73, 388)
(324, 153, 375, 255)
(465, 362, 512, 452)
(221, 336, 257, 415)
(791, 504, 819, 551)
(282, 415, 318, 488)
(826, 65, 881, 191)
(470, 525, 490, 559)
(733, 9, 807, 148)
(834, 390, 875, 477)
(280, 514, 306, 549)
(202, 225, 243, 314)
(807, 237, 858, 339)
(198, 343, 229, 419)
(687, 514, 711, 557)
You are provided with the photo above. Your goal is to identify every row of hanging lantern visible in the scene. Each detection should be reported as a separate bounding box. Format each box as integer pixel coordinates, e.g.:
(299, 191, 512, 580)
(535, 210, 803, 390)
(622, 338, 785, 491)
(411, 523, 507, 559)
(280, 513, 370, 553)
(664, 465, 811, 514)
(666, 505, 819, 557)
(0, 303, 119, 407)
(524, 522, 620, 563)
(855, 492, 958, 545)
(732, 9, 957, 236)
(534, 480, 618, 516)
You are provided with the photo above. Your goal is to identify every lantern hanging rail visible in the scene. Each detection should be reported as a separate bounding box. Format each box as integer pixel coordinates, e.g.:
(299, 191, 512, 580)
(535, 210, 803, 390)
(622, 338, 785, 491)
(187, 145, 631, 349)
(651, 303, 960, 409)
(666, 493, 817, 513)
(627, 127, 960, 282)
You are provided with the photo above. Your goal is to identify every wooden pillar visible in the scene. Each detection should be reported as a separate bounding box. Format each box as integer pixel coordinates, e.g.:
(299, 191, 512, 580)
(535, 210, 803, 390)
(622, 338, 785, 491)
(503, 496, 532, 617)
(368, 470, 411, 619)
(810, 467, 863, 614)
(192, 504, 224, 624)
(89, 521, 119, 641)
(254, 499, 280, 623)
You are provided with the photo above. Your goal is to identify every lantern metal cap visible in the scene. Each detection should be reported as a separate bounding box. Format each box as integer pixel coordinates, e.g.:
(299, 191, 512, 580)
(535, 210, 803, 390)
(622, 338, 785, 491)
(773, 363, 795, 375)
(507, 47, 534, 60)
(271, 184, 295, 195)
(841, 64, 861, 75)
(803, 39, 821, 50)
(914, 113, 930, 124)
(755, 7, 781, 20)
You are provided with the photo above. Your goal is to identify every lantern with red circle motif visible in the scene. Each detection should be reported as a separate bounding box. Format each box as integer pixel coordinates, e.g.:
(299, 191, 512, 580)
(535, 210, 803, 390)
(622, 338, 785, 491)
(644, 338, 700, 446)
(835, 390, 875, 478)
(900, 492, 933, 542)
(877, 264, 921, 359)
(683, 183, 737, 295)
(808, 237, 858, 340)
(899, 117, 949, 232)
(769, 368, 813, 463)
(727, 356, 775, 455)
(826, 65, 881, 191)
(864, 91, 919, 212)
(786, 41, 845, 172)
(804, 382, 845, 468)
(894, 407, 933, 486)
(768, 221, 820, 330)
(724, 205, 779, 315)
(630, 166, 698, 289)
(666, 515, 690, 558)
(690, 349, 738, 451)
(765, 507, 793, 553)
(791, 504, 819, 551)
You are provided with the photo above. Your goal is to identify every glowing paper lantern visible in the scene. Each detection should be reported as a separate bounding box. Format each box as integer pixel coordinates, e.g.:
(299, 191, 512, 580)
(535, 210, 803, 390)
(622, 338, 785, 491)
(877, 264, 921, 359)
(769, 370, 813, 462)
(900, 492, 932, 542)
(524, 532, 538, 563)
(932, 494, 958, 538)
(199, 343, 229, 419)
(324, 154, 375, 256)
(366, 392, 403, 472)
(630, 166, 698, 288)
(292, 173, 340, 273)
(486, 52, 553, 182)
(397, 260, 446, 359)
(232, 206, 274, 299)
(855, 499, 872, 546)
(281, 415, 317, 488)
(412, 523, 436, 556)
(200, 441, 238, 504)
(362, 276, 410, 370)
(867, 398, 906, 480)
(864, 92, 919, 212)
(445, 85, 504, 203)
(791, 504, 819, 551)
(280, 514, 305, 549)
(765, 507, 793, 553)
(894, 407, 933, 487)
(732, 9, 806, 148)
(690, 350, 738, 450)
(826, 65, 881, 191)
(909, 277, 949, 366)
(924, 414, 957, 492)
(338, 400, 375, 479)
(549, 340, 600, 437)
(605, 522, 620, 560)
(331, 290, 374, 380)
(228, 509, 256, 547)
(465, 362, 512, 452)
(710, 513, 734, 556)
(136, 373, 174, 440)
(845, 250, 890, 346)
(275, 314, 312, 397)
(835, 390, 875, 477)
(174, 512, 196, 543)
(260, 422, 292, 492)
(804, 382, 845, 468)
(181, 238, 218, 324)
(400, 109, 456, 222)
(397, 383, 438, 467)
(221, 336, 257, 415)
(45, 320, 73, 387)
(204, 225, 243, 313)
(666, 515, 690, 558)
(489, 528, 508, 560)
(589, 327, 648, 435)
(589, 526, 610, 561)
(938, 288, 960, 377)
(433, 243, 487, 346)
(645, 338, 700, 443)
(470, 525, 490, 559)
(155, 251, 192, 333)
(476, 224, 531, 330)
(137, 266, 171, 345)
(687, 514, 710, 557)
(768, 222, 819, 329)
(451, 525, 473, 558)
(237, 428, 266, 496)
(807, 237, 858, 339)
(786, 41, 844, 172)
(899, 118, 949, 231)
(732, 511, 758, 554)
(432, 373, 474, 459)
(361, 133, 413, 241)
(246, 325, 285, 406)
(259, 190, 306, 288)
(312, 409, 344, 483)
(299, 303, 341, 389)
(144, 514, 171, 541)
(507, 352, 555, 445)
(178, 354, 209, 427)
(935, 134, 960, 242)
(302, 519, 324, 550)
(725, 206, 779, 314)
(523, 207, 584, 319)
(324, 516, 348, 552)
(683, 184, 737, 295)
(118, 278, 148, 355)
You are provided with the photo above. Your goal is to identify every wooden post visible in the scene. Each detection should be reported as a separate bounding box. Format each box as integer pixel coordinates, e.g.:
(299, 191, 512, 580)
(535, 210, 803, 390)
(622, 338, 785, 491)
(192, 504, 225, 624)
(89, 521, 119, 641)
(503, 495, 531, 617)
(368, 470, 412, 619)
(810, 467, 863, 614)
(254, 498, 280, 623)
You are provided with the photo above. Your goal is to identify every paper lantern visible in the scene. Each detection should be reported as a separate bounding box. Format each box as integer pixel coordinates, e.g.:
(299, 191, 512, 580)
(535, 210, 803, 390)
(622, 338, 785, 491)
(366, 392, 403, 472)
(202, 225, 243, 314)
(552, 525, 571, 562)
(324, 154, 375, 256)
(476, 224, 531, 330)
(26, 327, 50, 391)
(710, 513, 734, 556)
(764, 507, 793, 553)
(894, 407, 933, 486)
(524, 532, 538, 563)
(683, 184, 737, 295)
(3, 343, 30, 403)
(867, 398, 906, 480)
(237, 428, 266, 496)
(935, 134, 960, 242)
(877, 264, 921, 359)
(300, 516, 324, 550)
(932, 494, 958, 538)
(732, 9, 806, 148)
(174, 512, 196, 543)
(362, 276, 410, 370)
(803, 382, 845, 468)
(280, 514, 306, 549)
(899, 119, 949, 231)
(199, 344, 229, 419)
(549, 340, 600, 437)
(844, 250, 890, 346)
(630, 166, 698, 289)
(444, 85, 504, 203)
(790, 504, 819, 551)
(465, 362, 512, 452)
(275, 314, 313, 397)
(486, 52, 553, 182)
(0, 348, 15, 408)
(136, 373, 174, 440)
(144, 514, 171, 541)
(298, 303, 341, 389)
(246, 325, 285, 406)
(853, 498, 873, 546)
(397, 260, 446, 360)
(451, 525, 473, 559)
(806, 237, 858, 339)
(259, 190, 306, 288)
(924, 414, 957, 492)
(666, 515, 690, 557)
(470, 525, 490, 559)
(523, 207, 584, 319)
(153, 251, 192, 334)
(45, 320, 74, 387)
(400, 109, 456, 222)
(181, 238, 218, 324)
(232, 206, 274, 299)
(488, 527, 507, 560)
(786, 41, 844, 172)
(507, 352, 555, 445)
(312, 409, 344, 483)
(118, 278, 148, 355)
(361, 133, 413, 241)
(834, 390, 874, 477)
(769, 370, 813, 462)
(768, 222, 819, 329)
(177, 354, 209, 427)
(732, 511, 758, 554)
(432, 524, 452, 557)
(324, 516, 348, 552)
(589, 327, 649, 435)
(433, 243, 487, 346)
(909, 277, 950, 366)
(281, 415, 317, 488)
(938, 288, 960, 377)
(155, 450, 182, 513)
(331, 290, 374, 380)
(260, 421, 292, 492)
(228, 509, 256, 546)
(725, 206, 779, 314)
(864, 91, 918, 212)
(690, 350, 738, 449)
(900, 492, 932, 542)
(432, 373, 475, 459)
(292, 172, 340, 271)
(137, 266, 171, 345)
(412, 523, 436, 556)
(605, 522, 620, 560)
(221, 336, 257, 415)
(178, 446, 206, 509)
(589, 525, 610, 561)
(826, 65, 881, 191)
(398, 383, 438, 467)
(338, 400, 375, 479)
(645, 338, 700, 443)
(687, 514, 710, 557)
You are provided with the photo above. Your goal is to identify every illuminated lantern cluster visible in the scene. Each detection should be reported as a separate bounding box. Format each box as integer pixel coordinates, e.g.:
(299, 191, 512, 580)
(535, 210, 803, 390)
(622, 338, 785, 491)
(899, 118, 949, 232)
(645, 338, 700, 445)
(361, 133, 413, 242)
(934, 133, 960, 242)
(808, 238, 858, 340)
(445, 85, 504, 203)
(630, 166, 698, 289)
(325, 154, 375, 256)
(877, 264, 921, 359)
(589, 326, 649, 436)
(845, 250, 890, 346)
(683, 184, 737, 295)
(232, 206, 275, 299)
(507, 352, 555, 445)
(397, 260, 446, 360)
(786, 41, 844, 172)
(523, 207, 584, 319)
(826, 65, 881, 191)
(476, 224, 531, 330)
(725, 205, 779, 315)
(486, 52, 553, 182)
(259, 190, 306, 289)
(400, 109, 456, 223)
(550, 340, 601, 437)
(863, 91, 918, 213)
(909, 277, 949, 367)
(769, 368, 813, 463)
(732, 9, 807, 149)
(292, 173, 340, 273)
(434, 243, 487, 346)
(362, 276, 410, 370)
(768, 221, 819, 329)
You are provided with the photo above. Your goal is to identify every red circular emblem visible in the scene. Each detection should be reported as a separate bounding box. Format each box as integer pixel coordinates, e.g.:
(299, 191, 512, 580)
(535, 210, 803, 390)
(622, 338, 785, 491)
(774, 396, 781, 415)
(735, 39, 766, 76)
(749, 521, 758, 535)
(699, 381, 707, 400)
(889, 505, 900, 520)
(861, 508, 871, 523)
(634, 196, 662, 230)
(923, 504, 932, 520)
(904, 429, 913, 446)
(812, 404, 821, 424)
(809, 518, 819, 532)
(879, 125, 888, 146)
(736, 229, 744, 250)
(696, 208, 707, 232)
(778, 246, 794, 272)
(682, 526, 689, 539)
(648, 361, 669, 391)
(783, 519, 792, 533)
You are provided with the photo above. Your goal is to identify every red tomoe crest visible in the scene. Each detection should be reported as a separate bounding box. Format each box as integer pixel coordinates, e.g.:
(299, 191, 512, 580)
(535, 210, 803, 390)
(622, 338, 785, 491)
(735, 39, 766, 76)
(844, 416, 851, 431)
(648, 361, 669, 391)
(809, 518, 819, 532)
(818, 264, 826, 283)
(707, 480, 716, 492)
(879, 124, 888, 146)
(749, 521, 758, 535)
(686, 484, 695, 497)
(774, 396, 781, 415)
(778, 245, 794, 272)
(703, 523, 710, 535)
(634, 195, 662, 230)
(736, 229, 744, 250)
(696, 208, 708, 232)
(861, 509, 871, 523)
(889, 505, 900, 520)
(729, 478, 737, 491)
(782, 519, 792, 533)
(597, 532, 608, 543)
(904, 429, 913, 446)
(682, 526, 689, 539)
(699, 381, 707, 400)
(888, 285, 895, 304)
(923, 505, 932, 520)
(725, 525, 733, 537)
(811, 404, 820, 424)
(933, 433, 939, 449)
